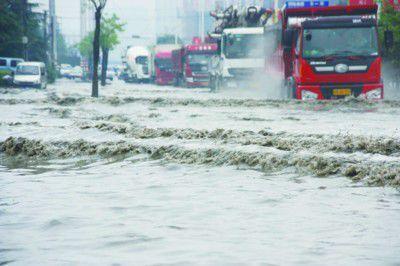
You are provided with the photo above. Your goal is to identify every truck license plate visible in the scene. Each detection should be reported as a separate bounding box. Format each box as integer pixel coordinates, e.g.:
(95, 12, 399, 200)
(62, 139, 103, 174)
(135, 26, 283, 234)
(333, 88, 351, 96)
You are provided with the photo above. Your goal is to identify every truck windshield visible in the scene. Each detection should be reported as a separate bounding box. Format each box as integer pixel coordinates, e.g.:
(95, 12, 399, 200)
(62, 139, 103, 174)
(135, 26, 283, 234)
(224, 34, 264, 59)
(303, 27, 378, 58)
(188, 54, 210, 65)
(155, 58, 173, 70)
(136, 56, 148, 65)
(16, 65, 39, 75)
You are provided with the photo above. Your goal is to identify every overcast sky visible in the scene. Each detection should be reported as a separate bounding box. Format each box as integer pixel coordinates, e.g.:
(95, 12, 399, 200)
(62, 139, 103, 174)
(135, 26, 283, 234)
(32, 0, 175, 63)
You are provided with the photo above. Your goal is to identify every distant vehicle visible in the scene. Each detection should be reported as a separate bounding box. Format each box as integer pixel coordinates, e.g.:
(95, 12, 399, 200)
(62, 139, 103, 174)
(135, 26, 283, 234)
(172, 37, 218, 87)
(70, 66, 83, 80)
(13, 62, 47, 89)
(106, 68, 115, 81)
(124, 46, 152, 83)
(150, 44, 182, 85)
(154, 51, 175, 85)
(0, 57, 24, 74)
(209, 6, 272, 91)
(60, 64, 73, 78)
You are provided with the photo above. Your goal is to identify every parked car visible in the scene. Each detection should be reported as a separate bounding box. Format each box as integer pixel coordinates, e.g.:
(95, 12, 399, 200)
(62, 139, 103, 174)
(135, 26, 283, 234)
(13, 62, 47, 89)
(106, 68, 115, 81)
(70, 66, 83, 80)
(0, 57, 24, 74)
(60, 64, 73, 78)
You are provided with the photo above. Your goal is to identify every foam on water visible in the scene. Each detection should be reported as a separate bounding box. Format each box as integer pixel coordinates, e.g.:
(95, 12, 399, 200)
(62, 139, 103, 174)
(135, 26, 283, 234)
(0, 80, 400, 264)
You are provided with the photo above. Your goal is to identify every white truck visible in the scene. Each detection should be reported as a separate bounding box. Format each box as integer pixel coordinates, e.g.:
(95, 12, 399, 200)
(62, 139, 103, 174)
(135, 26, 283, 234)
(124, 46, 152, 83)
(209, 5, 272, 91)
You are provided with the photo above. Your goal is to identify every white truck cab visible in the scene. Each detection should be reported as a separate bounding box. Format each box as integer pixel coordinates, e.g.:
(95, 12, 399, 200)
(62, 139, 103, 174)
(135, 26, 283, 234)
(13, 62, 47, 89)
(125, 46, 152, 83)
(210, 27, 265, 90)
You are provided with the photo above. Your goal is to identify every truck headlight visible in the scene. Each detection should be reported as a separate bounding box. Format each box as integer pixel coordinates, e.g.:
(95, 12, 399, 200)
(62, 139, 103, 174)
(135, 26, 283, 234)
(365, 88, 382, 100)
(301, 90, 318, 100)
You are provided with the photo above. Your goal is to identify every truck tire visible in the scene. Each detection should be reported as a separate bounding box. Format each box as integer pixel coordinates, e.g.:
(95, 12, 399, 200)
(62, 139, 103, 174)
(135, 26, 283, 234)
(284, 78, 296, 100)
(216, 77, 225, 91)
(209, 76, 216, 92)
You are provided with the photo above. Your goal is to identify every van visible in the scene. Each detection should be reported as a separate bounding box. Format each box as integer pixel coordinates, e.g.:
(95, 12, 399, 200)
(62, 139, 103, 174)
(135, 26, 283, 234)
(0, 57, 25, 74)
(13, 62, 47, 89)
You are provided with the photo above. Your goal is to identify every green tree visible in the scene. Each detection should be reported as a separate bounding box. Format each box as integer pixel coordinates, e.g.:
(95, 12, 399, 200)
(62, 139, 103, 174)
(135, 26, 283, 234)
(77, 32, 94, 80)
(57, 31, 80, 67)
(100, 14, 125, 86)
(0, 0, 46, 61)
(77, 33, 94, 58)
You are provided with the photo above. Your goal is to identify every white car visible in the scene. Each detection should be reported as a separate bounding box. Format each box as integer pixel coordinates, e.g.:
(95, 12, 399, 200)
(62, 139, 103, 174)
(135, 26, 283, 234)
(106, 69, 115, 81)
(70, 66, 83, 80)
(60, 64, 73, 78)
(13, 62, 47, 89)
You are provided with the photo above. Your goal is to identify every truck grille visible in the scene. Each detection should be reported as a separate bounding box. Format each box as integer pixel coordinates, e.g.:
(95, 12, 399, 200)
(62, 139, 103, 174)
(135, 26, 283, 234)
(189, 64, 208, 72)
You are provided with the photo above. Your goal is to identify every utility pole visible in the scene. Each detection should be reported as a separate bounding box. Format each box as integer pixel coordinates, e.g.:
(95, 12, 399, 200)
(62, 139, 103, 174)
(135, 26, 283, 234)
(199, 0, 205, 42)
(49, 0, 57, 65)
(22, 0, 28, 60)
(43, 11, 48, 64)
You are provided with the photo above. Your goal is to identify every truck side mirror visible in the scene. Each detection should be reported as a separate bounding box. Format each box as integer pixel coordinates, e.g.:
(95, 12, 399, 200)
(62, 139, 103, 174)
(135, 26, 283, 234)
(385, 30, 394, 49)
(283, 29, 294, 51)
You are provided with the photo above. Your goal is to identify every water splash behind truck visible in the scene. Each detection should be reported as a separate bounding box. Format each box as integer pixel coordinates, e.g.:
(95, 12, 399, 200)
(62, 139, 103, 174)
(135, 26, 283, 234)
(208, 5, 273, 91)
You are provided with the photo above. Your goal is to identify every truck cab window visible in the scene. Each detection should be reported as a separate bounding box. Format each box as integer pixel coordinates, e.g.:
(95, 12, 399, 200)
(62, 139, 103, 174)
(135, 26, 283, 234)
(11, 60, 20, 67)
(303, 27, 378, 58)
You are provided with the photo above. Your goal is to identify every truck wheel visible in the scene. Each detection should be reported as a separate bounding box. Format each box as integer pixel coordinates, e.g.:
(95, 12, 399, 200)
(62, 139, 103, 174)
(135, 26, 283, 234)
(284, 79, 296, 100)
(216, 77, 225, 91)
(180, 75, 186, 88)
(209, 76, 216, 92)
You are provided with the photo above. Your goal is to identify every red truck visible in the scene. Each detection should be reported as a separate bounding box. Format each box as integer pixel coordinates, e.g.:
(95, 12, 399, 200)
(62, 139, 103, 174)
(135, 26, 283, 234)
(154, 51, 175, 85)
(265, 3, 389, 100)
(172, 38, 218, 87)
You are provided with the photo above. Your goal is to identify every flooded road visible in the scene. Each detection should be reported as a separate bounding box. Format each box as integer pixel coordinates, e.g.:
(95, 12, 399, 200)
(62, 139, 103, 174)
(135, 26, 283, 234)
(1, 80, 400, 265)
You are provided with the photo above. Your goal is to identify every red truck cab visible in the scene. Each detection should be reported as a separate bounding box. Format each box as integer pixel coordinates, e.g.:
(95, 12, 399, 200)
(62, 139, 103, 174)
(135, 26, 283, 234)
(172, 38, 218, 87)
(155, 51, 175, 85)
(279, 4, 383, 100)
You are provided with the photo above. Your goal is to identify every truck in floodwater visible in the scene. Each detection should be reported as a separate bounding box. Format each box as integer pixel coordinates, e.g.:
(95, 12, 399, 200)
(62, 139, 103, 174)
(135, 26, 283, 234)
(124, 46, 152, 83)
(208, 6, 273, 91)
(172, 37, 218, 87)
(154, 51, 175, 86)
(268, 3, 389, 100)
(151, 44, 182, 86)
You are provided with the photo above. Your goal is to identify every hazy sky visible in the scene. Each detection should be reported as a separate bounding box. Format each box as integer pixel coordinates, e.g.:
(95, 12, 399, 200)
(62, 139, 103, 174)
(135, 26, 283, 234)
(32, 0, 171, 62)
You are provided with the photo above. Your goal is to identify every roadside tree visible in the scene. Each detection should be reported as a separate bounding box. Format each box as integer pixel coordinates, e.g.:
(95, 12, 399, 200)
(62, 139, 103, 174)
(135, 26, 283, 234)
(100, 14, 125, 86)
(89, 0, 107, 97)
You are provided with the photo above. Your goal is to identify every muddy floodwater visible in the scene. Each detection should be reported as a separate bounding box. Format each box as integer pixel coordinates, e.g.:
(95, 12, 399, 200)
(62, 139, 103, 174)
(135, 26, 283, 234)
(1, 80, 400, 265)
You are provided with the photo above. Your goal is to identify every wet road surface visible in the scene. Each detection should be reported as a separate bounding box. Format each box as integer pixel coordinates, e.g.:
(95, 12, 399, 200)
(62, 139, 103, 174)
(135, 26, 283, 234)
(0, 80, 400, 265)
